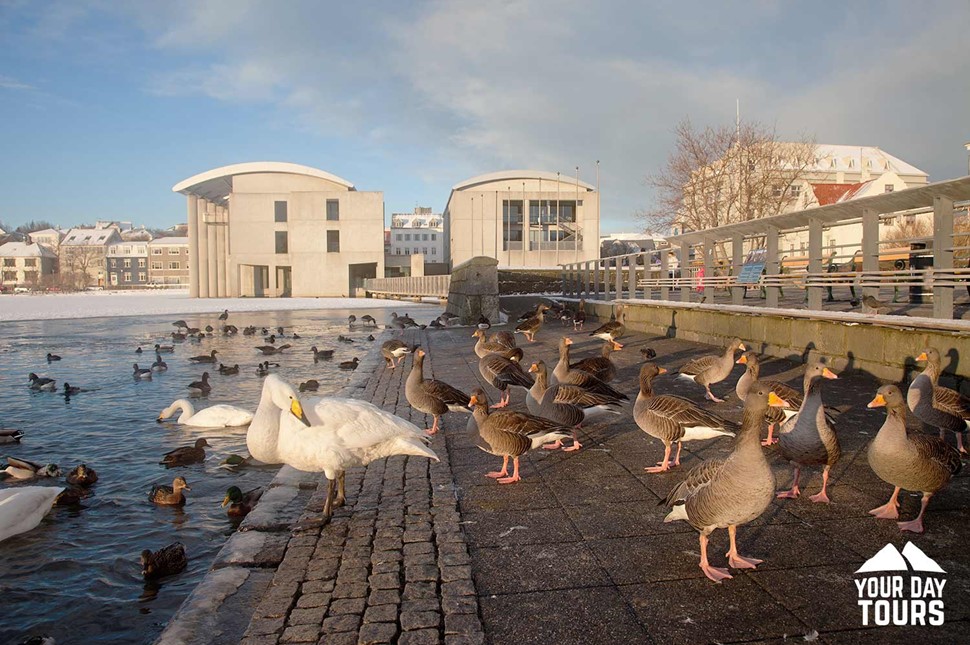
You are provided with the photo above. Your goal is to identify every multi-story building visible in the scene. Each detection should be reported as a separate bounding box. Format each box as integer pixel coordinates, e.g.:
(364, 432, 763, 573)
(60, 225, 123, 288)
(106, 241, 150, 288)
(173, 162, 384, 297)
(385, 206, 447, 276)
(0, 241, 57, 289)
(148, 237, 190, 286)
(27, 228, 65, 255)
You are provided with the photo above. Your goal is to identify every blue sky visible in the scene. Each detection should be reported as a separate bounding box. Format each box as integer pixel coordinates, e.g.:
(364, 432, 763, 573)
(1, 1, 967, 234)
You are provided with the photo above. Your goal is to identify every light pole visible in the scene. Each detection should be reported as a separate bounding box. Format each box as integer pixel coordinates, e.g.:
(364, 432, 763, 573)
(964, 142, 970, 175)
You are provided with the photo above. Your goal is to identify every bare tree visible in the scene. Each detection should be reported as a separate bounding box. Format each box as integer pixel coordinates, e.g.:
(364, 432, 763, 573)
(883, 218, 932, 243)
(60, 245, 105, 288)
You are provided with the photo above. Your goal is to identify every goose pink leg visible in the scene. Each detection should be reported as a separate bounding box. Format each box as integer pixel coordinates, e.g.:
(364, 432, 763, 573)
(777, 466, 801, 499)
(486, 455, 510, 479)
(869, 486, 901, 520)
(898, 493, 932, 533)
(562, 428, 583, 452)
(490, 390, 511, 409)
(699, 533, 731, 582)
(497, 457, 521, 484)
(705, 387, 725, 403)
(762, 423, 779, 446)
(427, 415, 441, 435)
(726, 525, 762, 569)
(809, 465, 832, 503)
(646, 444, 674, 473)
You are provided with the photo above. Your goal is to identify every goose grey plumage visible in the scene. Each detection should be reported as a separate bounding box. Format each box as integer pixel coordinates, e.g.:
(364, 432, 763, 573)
(662, 383, 785, 582)
(635, 363, 737, 473)
(735, 352, 803, 446)
(133, 363, 153, 379)
(478, 352, 533, 408)
(573, 298, 586, 331)
(589, 304, 625, 341)
(188, 372, 211, 394)
(472, 329, 520, 359)
(676, 338, 745, 402)
(568, 339, 622, 383)
(256, 344, 291, 355)
(552, 337, 629, 401)
(405, 349, 471, 434)
(867, 384, 962, 533)
(489, 330, 517, 350)
(189, 350, 218, 363)
(908, 347, 970, 454)
(514, 304, 549, 342)
(381, 339, 414, 368)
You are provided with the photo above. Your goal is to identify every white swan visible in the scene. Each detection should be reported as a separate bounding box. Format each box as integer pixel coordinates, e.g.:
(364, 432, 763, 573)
(0, 486, 62, 543)
(246, 374, 312, 464)
(157, 399, 254, 428)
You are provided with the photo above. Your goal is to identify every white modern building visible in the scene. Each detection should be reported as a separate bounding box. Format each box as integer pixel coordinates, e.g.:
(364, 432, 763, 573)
(385, 206, 447, 276)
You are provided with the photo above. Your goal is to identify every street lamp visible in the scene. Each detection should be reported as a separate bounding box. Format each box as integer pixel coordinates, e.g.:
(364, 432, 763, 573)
(964, 142, 970, 175)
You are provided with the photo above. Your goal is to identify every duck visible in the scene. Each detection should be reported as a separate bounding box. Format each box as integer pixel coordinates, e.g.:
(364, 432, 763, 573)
(299, 380, 320, 393)
(154, 343, 175, 353)
(477, 315, 491, 330)
(908, 347, 970, 454)
(589, 304, 625, 341)
(219, 454, 251, 469)
(573, 299, 587, 331)
(28, 373, 56, 391)
(151, 353, 168, 372)
(662, 384, 785, 582)
(559, 309, 574, 326)
(337, 335, 355, 344)
(189, 350, 218, 363)
(366, 334, 375, 341)
(187, 372, 211, 394)
(775, 362, 841, 503)
(405, 349, 471, 434)
(157, 398, 253, 427)
(204, 325, 214, 333)
(222, 486, 264, 517)
(218, 309, 229, 321)
(255, 362, 271, 377)
(54, 487, 84, 506)
(361, 314, 378, 326)
(149, 476, 191, 505)
(867, 384, 962, 533)
(133, 363, 153, 380)
(0, 429, 25, 444)
(640, 347, 657, 360)
(141, 543, 187, 579)
(551, 337, 629, 401)
(381, 339, 414, 369)
(172, 320, 189, 329)
(65, 464, 98, 487)
(171, 331, 187, 341)
(467, 389, 570, 484)
(159, 438, 209, 467)
(339, 357, 360, 370)
(861, 294, 890, 315)
(223, 325, 238, 335)
(568, 339, 623, 383)
(429, 318, 444, 329)
(513, 304, 549, 342)
(256, 344, 291, 355)
(276, 383, 438, 521)
(0, 486, 63, 543)
(478, 352, 534, 408)
(311, 346, 335, 361)
(46, 353, 61, 362)
(218, 363, 240, 375)
(634, 363, 737, 472)
(1, 457, 61, 480)
(348, 314, 357, 328)
(243, 326, 256, 336)
(735, 352, 803, 446)
(186, 326, 201, 335)
(136, 346, 143, 354)
(676, 338, 746, 402)
(471, 330, 519, 359)
(63, 383, 86, 396)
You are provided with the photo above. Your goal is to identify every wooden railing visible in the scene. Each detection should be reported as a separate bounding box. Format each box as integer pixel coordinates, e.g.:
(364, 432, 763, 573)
(363, 275, 451, 299)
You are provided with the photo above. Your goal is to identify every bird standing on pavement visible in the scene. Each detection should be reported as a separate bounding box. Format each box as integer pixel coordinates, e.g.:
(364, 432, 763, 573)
(676, 338, 746, 403)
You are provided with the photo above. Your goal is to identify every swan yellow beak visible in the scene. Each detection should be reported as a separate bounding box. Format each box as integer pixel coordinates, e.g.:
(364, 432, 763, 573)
(767, 392, 788, 407)
(867, 393, 886, 408)
(822, 367, 838, 380)
(916, 352, 928, 362)
(291, 399, 310, 426)
(221, 495, 231, 507)
(737, 355, 747, 365)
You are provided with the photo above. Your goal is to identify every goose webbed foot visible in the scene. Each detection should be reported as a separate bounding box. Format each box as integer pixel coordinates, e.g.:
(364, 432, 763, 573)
(776, 486, 800, 499)
(541, 440, 563, 450)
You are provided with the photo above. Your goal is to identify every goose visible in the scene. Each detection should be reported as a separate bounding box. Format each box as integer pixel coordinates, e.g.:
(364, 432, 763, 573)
(154, 343, 175, 353)
(157, 398, 253, 427)
(65, 464, 98, 487)
(527, 360, 624, 449)
(171, 331, 187, 341)
(569, 339, 623, 383)
(222, 486, 264, 517)
(141, 543, 187, 579)
(489, 330, 517, 350)
(472, 329, 519, 359)
(514, 304, 549, 342)
(223, 324, 238, 335)
(551, 338, 629, 401)
(133, 363, 153, 380)
(151, 353, 168, 372)
(735, 352, 803, 446)
(0, 486, 63, 543)
(218, 363, 239, 375)
(867, 384, 962, 533)
(187, 372, 211, 394)
(218, 309, 229, 321)
(589, 304, 625, 341)
(339, 357, 360, 370)
(149, 476, 190, 505)
(776, 362, 841, 503)
(467, 389, 570, 484)
(0, 429, 25, 444)
(311, 346, 335, 361)
(573, 299, 586, 331)
(28, 373, 56, 391)
(159, 438, 209, 467)
(299, 380, 319, 392)
(908, 347, 970, 454)
(2, 457, 61, 480)
(256, 344, 291, 355)
(189, 350, 218, 363)
(676, 338, 746, 402)
(634, 363, 737, 472)
(662, 384, 785, 582)
(405, 349, 470, 434)
(478, 352, 533, 408)
(861, 294, 890, 315)
(361, 314, 378, 326)
(381, 339, 414, 368)
(276, 388, 438, 521)
(172, 320, 188, 329)
(46, 353, 61, 362)
(348, 314, 357, 328)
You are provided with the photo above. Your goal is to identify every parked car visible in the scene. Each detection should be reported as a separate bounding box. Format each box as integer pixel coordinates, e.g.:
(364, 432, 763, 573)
(14, 286, 32, 293)
(85, 286, 104, 291)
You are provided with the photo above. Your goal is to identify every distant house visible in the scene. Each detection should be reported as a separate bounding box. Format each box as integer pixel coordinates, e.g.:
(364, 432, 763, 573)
(28, 228, 65, 254)
(0, 241, 57, 288)
(148, 237, 190, 286)
(106, 241, 150, 288)
(60, 226, 123, 287)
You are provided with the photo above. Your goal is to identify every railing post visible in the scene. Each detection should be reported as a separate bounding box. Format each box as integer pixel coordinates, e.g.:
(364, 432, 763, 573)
(766, 226, 780, 308)
(593, 260, 601, 299)
(614, 257, 623, 299)
(731, 235, 744, 305)
(627, 254, 638, 299)
(660, 248, 669, 301)
(808, 218, 823, 310)
(583, 261, 590, 297)
(560, 267, 567, 297)
(862, 207, 879, 304)
(933, 196, 955, 319)
(703, 238, 714, 302)
(679, 242, 691, 302)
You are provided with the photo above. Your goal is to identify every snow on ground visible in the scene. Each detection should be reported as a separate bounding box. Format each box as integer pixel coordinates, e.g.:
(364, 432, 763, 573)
(0, 289, 426, 322)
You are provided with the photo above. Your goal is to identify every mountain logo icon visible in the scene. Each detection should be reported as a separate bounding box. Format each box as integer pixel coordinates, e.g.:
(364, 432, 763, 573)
(855, 542, 945, 574)
(855, 542, 946, 627)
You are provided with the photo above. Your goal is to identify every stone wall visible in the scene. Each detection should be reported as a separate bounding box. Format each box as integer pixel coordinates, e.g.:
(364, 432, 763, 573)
(445, 257, 499, 325)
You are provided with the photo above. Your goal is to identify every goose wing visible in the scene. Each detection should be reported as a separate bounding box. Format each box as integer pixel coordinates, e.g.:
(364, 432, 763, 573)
(553, 384, 623, 407)
(480, 354, 533, 389)
(662, 458, 728, 507)
(932, 385, 970, 420)
(679, 354, 719, 377)
(489, 331, 517, 349)
(910, 434, 963, 476)
(423, 380, 470, 407)
(650, 395, 733, 429)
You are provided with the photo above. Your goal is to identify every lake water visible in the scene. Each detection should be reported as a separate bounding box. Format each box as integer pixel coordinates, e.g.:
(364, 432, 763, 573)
(0, 305, 436, 644)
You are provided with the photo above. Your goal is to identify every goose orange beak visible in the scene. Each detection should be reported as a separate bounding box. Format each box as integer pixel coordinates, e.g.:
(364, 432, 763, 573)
(468, 394, 479, 407)
(657, 367, 668, 374)
(528, 363, 538, 373)
(737, 355, 747, 364)
(916, 352, 928, 362)
(867, 393, 886, 408)
(564, 338, 573, 346)
(767, 392, 788, 407)
(612, 341, 623, 350)
(822, 367, 838, 380)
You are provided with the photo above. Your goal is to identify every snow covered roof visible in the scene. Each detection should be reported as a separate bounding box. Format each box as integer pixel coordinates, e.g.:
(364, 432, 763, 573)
(808, 144, 927, 177)
(0, 241, 57, 258)
(29, 228, 64, 238)
(62, 227, 121, 246)
(149, 237, 189, 246)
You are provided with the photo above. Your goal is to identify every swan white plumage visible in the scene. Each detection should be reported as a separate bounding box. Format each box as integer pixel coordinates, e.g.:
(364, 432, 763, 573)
(157, 399, 254, 428)
(0, 486, 62, 543)
(246, 374, 312, 464)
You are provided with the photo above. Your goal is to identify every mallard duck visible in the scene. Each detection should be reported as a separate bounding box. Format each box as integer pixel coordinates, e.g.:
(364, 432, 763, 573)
(676, 338, 746, 402)
(569, 340, 623, 383)
(54, 487, 84, 506)
(634, 363, 737, 472)
(640, 347, 657, 360)
(171, 331, 186, 341)
(366, 334, 375, 341)
(735, 352, 803, 446)
(151, 353, 168, 372)
(218, 363, 239, 375)
(479, 352, 534, 408)
(66, 464, 98, 487)
(868, 384, 962, 533)
(157, 399, 253, 427)
(467, 389, 570, 484)
(189, 350, 218, 363)
(381, 339, 414, 369)
(187, 372, 211, 394)
(0, 486, 62, 543)
(19, 635, 56, 645)
(204, 325, 214, 333)
(405, 349, 471, 434)
(243, 326, 256, 336)
(223, 325, 238, 335)
(776, 362, 840, 503)
(299, 380, 320, 393)
(136, 346, 144, 354)
(219, 454, 251, 469)
(2, 457, 61, 480)
(46, 353, 61, 362)
(222, 486, 264, 517)
(514, 304, 549, 342)
(0, 429, 25, 444)
(218, 309, 229, 321)
(154, 343, 175, 353)
(311, 346, 335, 361)
(28, 373, 56, 391)
(141, 543, 187, 579)
(149, 476, 191, 505)
(339, 357, 360, 370)
(909, 347, 970, 453)
(133, 363, 152, 380)
(663, 384, 785, 582)
(159, 438, 209, 467)
(589, 304, 625, 341)
(255, 363, 271, 377)
(551, 338, 629, 401)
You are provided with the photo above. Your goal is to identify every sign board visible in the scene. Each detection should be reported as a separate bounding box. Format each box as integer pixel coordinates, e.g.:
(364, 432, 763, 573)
(737, 249, 767, 285)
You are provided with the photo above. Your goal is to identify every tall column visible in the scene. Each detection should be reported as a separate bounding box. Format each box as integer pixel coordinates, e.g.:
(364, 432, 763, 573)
(593, 259, 601, 298)
(197, 198, 210, 298)
(522, 198, 530, 267)
(766, 226, 780, 308)
(703, 239, 714, 302)
(187, 197, 200, 297)
(861, 208, 879, 303)
(206, 201, 218, 298)
(807, 218, 823, 310)
(627, 254, 638, 298)
(660, 248, 670, 301)
(614, 257, 623, 299)
(215, 205, 227, 298)
(679, 242, 691, 302)
(933, 196, 955, 319)
(731, 235, 745, 305)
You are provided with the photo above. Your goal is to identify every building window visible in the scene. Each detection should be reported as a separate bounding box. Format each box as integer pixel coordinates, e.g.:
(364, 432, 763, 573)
(168, 262, 181, 270)
(404, 233, 411, 241)
(152, 248, 163, 255)
(413, 247, 418, 255)
(123, 259, 131, 268)
(405, 248, 410, 255)
(423, 234, 429, 241)
(274, 201, 288, 222)
(789, 185, 801, 198)
(885, 184, 894, 193)
(772, 185, 783, 198)
(395, 248, 401, 255)
(123, 272, 132, 282)
(122, 246, 131, 255)
(275, 231, 288, 254)
(24, 259, 36, 267)
(396, 234, 402, 241)
(327, 230, 340, 252)
(422, 247, 427, 255)
(138, 272, 146, 281)
(151, 262, 162, 270)
(326, 199, 339, 221)
(431, 233, 436, 241)
(138, 259, 146, 268)
(2, 259, 14, 267)
(109, 274, 118, 286)
(431, 248, 436, 255)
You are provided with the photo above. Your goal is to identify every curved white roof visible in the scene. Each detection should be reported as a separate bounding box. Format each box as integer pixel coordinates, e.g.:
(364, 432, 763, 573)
(172, 162, 355, 201)
(452, 170, 596, 192)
